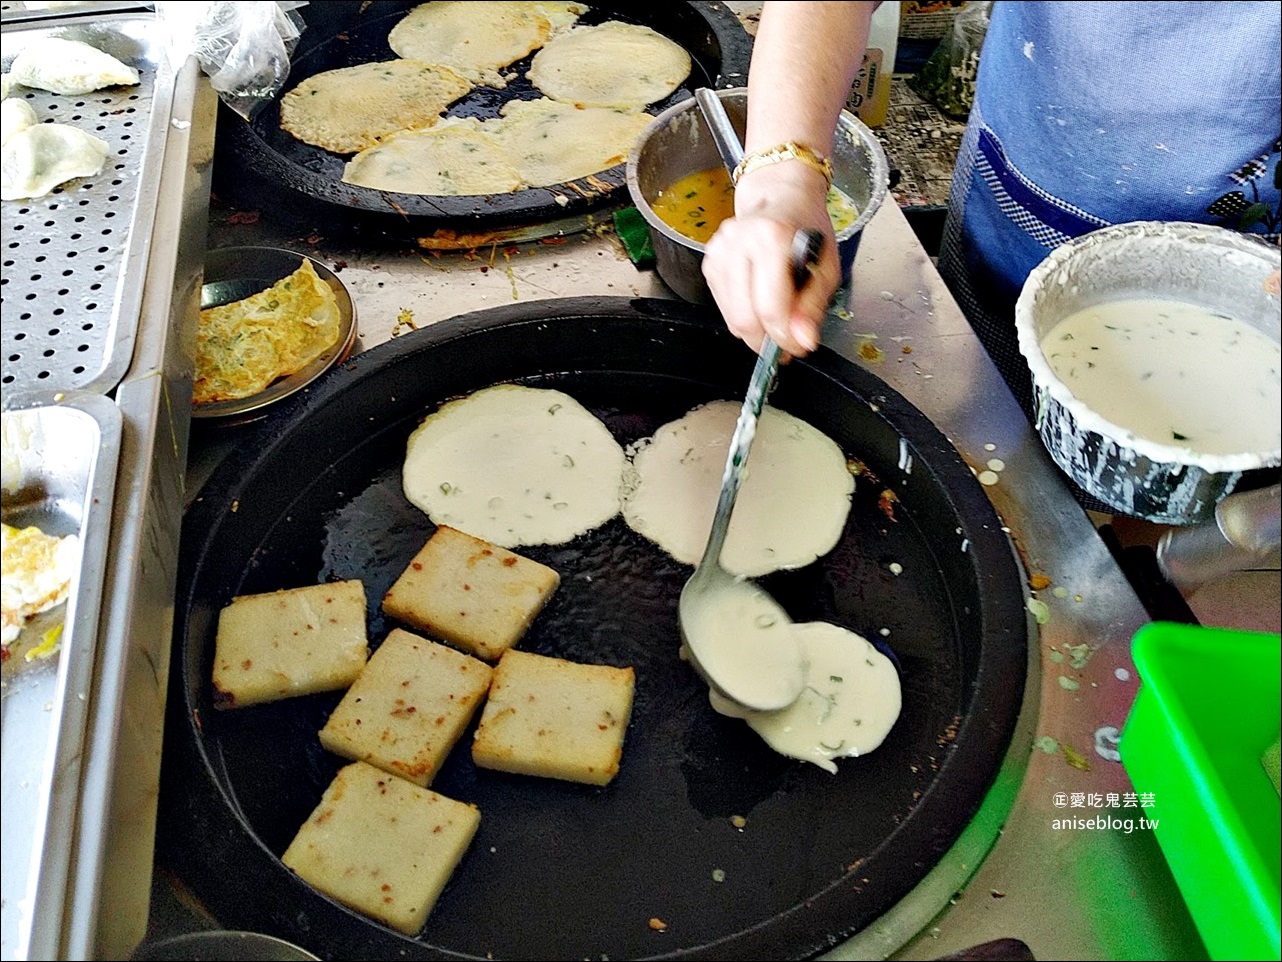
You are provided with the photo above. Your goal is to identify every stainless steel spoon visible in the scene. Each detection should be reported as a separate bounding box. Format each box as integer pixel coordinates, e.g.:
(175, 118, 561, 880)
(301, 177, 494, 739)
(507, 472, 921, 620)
(677, 90, 826, 711)
(677, 228, 823, 711)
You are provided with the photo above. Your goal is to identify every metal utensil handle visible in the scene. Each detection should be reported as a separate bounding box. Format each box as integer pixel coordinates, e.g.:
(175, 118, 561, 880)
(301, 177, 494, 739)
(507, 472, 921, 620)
(699, 228, 827, 569)
(694, 87, 746, 170)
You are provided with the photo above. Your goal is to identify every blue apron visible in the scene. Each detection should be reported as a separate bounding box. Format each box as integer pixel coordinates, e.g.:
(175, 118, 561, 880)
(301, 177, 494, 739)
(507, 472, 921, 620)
(938, 0, 1281, 413)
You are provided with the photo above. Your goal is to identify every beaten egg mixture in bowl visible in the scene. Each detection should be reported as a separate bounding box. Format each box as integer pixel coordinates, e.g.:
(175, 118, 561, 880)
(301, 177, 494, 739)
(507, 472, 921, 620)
(626, 87, 888, 303)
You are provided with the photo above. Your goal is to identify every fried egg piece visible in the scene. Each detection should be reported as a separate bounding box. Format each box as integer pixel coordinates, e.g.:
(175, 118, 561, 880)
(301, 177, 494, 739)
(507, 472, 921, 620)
(193, 259, 342, 405)
(1, 522, 79, 647)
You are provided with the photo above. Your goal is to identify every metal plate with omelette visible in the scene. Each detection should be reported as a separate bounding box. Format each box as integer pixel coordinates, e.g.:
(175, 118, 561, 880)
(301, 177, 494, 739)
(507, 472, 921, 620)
(194, 247, 358, 422)
(160, 298, 1028, 959)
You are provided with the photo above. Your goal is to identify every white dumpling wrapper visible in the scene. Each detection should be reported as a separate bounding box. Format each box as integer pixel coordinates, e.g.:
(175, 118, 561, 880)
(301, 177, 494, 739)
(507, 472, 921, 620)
(1, 99, 39, 147)
(1, 122, 110, 200)
(9, 38, 139, 95)
(0, 74, 11, 100)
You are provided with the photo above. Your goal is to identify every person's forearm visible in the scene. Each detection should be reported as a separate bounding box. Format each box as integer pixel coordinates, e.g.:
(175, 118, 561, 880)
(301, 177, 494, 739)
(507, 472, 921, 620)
(745, 1, 876, 157)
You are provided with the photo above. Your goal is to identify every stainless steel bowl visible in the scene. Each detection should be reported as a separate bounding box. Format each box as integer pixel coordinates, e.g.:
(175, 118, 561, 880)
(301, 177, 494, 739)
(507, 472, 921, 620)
(1015, 221, 1281, 524)
(130, 930, 320, 961)
(194, 247, 358, 422)
(625, 88, 889, 304)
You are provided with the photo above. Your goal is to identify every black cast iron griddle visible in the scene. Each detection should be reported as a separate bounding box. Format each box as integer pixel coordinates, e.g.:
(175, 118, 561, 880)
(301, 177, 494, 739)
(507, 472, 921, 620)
(159, 297, 1028, 961)
(216, 1, 752, 242)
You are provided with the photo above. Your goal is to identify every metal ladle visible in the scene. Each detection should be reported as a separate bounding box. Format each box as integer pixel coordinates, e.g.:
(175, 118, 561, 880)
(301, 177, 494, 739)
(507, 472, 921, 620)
(676, 89, 824, 711)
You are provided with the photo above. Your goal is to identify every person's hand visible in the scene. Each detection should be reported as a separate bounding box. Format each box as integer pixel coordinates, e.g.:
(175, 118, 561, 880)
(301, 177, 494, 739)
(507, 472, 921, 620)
(701, 161, 840, 357)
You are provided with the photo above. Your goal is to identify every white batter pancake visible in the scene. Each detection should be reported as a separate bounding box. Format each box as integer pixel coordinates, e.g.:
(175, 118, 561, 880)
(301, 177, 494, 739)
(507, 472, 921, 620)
(280, 60, 472, 154)
(622, 401, 854, 577)
(491, 97, 652, 186)
(710, 622, 902, 773)
(342, 120, 522, 195)
(1040, 298, 1282, 456)
(680, 576, 805, 711)
(389, 2, 568, 88)
(403, 384, 626, 547)
(527, 21, 691, 108)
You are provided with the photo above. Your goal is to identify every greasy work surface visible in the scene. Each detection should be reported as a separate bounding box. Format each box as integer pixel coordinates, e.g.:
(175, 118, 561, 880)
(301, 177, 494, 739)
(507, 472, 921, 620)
(217, 1, 751, 240)
(161, 300, 1026, 960)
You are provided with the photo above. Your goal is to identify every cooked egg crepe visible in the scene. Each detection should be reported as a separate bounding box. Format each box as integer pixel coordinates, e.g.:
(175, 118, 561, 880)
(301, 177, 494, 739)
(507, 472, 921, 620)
(527, 21, 690, 108)
(279, 60, 472, 154)
(490, 98, 651, 187)
(193, 260, 341, 405)
(342, 120, 523, 195)
(1, 522, 79, 647)
(388, 1, 572, 88)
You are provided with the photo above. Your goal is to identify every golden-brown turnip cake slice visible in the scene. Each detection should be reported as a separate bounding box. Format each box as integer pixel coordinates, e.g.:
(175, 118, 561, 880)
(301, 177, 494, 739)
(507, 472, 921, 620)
(212, 579, 368, 709)
(382, 525, 560, 662)
(319, 629, 493, 786)
(471, 649, 635, 786)
(282, 761, 480, 935)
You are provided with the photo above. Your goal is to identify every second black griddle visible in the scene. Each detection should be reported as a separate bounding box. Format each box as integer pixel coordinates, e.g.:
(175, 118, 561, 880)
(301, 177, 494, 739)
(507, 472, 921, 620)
(216, 1, 753, 242)
(159, 297, 1029, 961)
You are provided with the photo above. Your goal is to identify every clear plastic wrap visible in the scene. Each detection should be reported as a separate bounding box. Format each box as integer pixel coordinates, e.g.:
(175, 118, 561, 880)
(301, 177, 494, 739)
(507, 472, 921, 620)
(156, 1, 305, 120)
(909, 0, 991, 119)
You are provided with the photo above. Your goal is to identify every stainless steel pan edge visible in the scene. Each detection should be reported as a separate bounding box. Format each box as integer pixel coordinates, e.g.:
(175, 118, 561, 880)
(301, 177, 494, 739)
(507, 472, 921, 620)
(62, 60, 216, 962)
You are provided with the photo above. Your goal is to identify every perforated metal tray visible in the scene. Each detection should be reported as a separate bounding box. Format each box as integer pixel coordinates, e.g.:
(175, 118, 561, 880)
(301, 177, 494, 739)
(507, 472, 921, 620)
(1, 13, 173, 396)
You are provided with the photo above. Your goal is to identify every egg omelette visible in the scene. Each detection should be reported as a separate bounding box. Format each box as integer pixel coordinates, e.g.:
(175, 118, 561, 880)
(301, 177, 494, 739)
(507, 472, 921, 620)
(193, 259, 342, 406)
(1, 522, 79, 653)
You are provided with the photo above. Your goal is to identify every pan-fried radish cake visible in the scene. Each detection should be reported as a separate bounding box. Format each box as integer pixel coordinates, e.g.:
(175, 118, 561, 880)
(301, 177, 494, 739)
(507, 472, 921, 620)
(282, 761, 480, 935)
(471, 649, 634, 786)
(212, 580, 368, 708)
(383, 526, 559, 662)
(319, 629, 493, 786)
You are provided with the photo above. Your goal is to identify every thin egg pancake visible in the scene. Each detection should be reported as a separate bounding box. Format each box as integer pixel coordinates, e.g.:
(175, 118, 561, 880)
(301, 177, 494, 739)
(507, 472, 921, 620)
(389, 2, 588, 88)
(527, 21, 691, 108)
(194, 260, 341, 405)
(490, 98, 652, 187)
(342, 121, 523, 195)
(279, 60, 472, 154)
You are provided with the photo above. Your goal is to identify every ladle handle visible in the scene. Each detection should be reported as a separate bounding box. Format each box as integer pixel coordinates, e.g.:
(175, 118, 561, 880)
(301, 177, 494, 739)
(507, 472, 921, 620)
(698, 228, 826, 570)
(694, 87, 745, 171)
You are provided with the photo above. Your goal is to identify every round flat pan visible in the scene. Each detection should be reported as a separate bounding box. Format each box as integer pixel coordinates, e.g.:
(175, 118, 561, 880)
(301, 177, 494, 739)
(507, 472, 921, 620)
(218, 1, 752, 241)
(159, 297, 1028, 961)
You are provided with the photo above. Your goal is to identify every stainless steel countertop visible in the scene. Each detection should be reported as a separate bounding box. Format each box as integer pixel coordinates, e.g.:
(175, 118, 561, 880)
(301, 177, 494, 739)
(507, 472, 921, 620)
(169, 198, 1206, 961)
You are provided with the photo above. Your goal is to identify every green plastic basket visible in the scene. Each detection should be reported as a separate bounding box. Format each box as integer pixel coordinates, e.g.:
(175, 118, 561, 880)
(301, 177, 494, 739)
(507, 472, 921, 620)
(1122, 623, 1281, 961)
